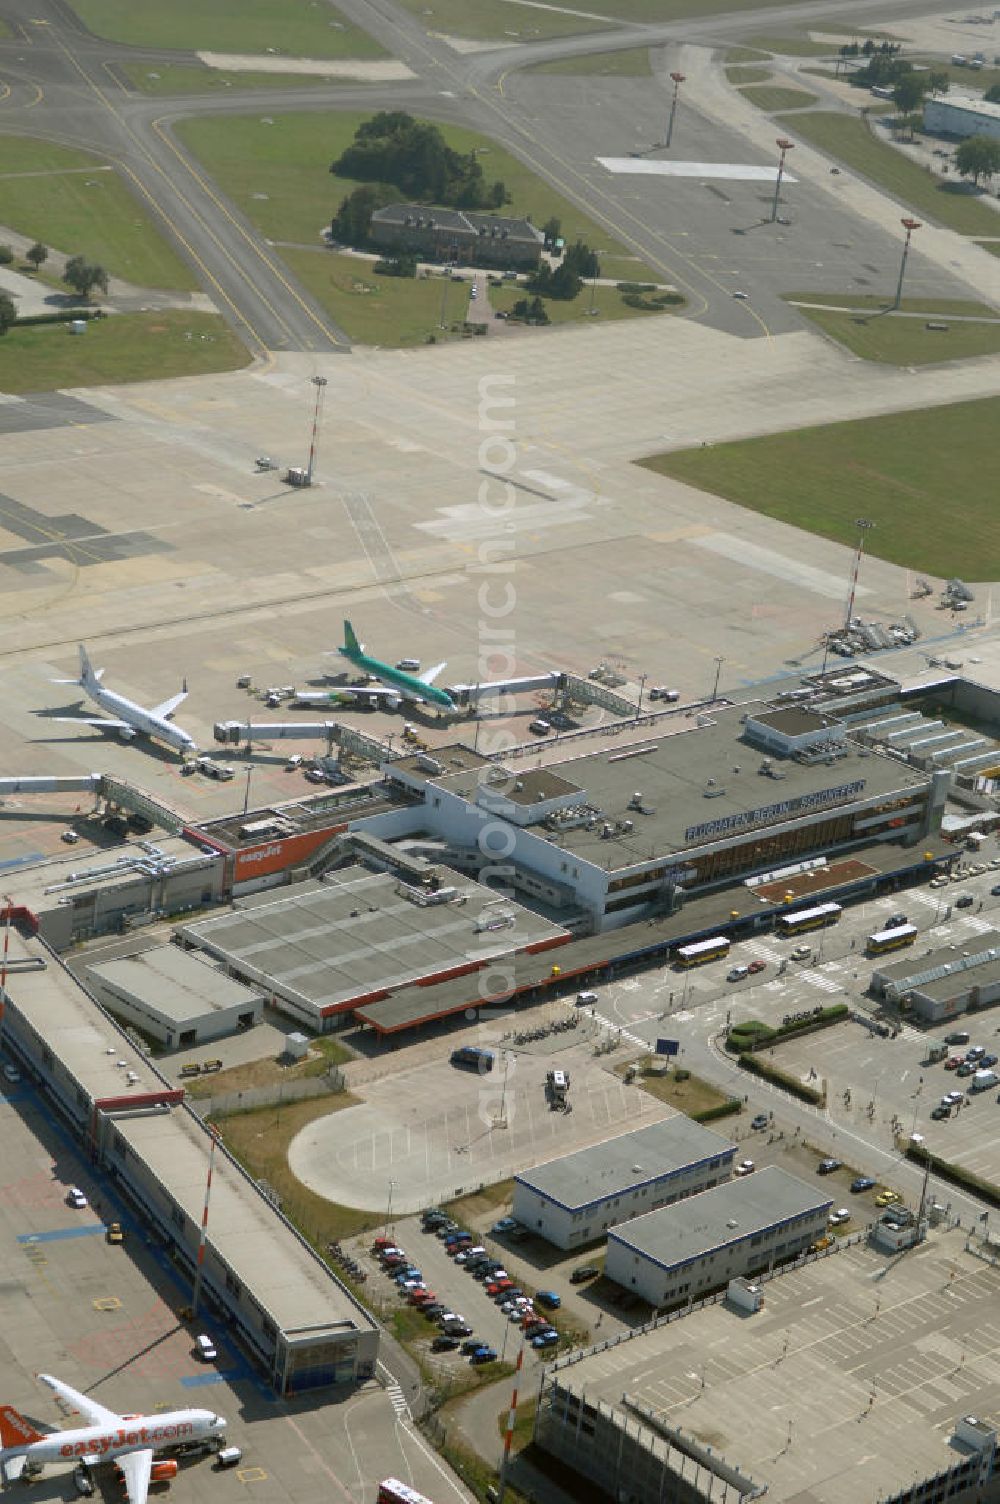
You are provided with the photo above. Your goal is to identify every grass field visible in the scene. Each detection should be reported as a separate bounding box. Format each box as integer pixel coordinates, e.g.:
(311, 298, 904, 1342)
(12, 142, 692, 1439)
(739, 85, 819, 111)
(773, 111, 1000, 236)
(488, 279, 682, 326)
(118, 62, 339, 95)
(726, 64, 771, 83)
(0, 312, 249, 392)
(394, 0, 828, 40)
(0, 138, 197, 290)
(176, 109, 662, 278)
(67, 0, 383, 57)
(530, 46, 651, 75)
(215, 1092, 381, 1244)
(284, 251, 472, 345)
(980, 242, 1000, 257)
(185, 1036, 351, 1098)
(637, 396, 1000, 579)
(617, 1062, 734, 1116)
(793, 304, 1000, 364)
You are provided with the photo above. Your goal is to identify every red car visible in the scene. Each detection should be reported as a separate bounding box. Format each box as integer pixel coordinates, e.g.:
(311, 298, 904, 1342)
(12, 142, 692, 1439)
(747, 960, 767, 975)
(944, 1056, 964, 1071)
(410, 1289, 436, 1306)
(486, 1280, 512, 1296)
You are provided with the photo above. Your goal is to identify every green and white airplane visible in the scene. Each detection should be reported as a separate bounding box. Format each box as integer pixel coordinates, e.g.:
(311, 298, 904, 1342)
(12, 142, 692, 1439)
(331, 620, 455, 711)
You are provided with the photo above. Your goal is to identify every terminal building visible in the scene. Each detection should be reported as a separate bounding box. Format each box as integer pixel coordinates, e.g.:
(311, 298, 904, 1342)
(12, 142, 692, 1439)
(871, 929, 1000, 1022)
(924, 93, 1000, 142)
(0, 925, 379, 1393)
(85, 945, 264, 1049)
(605, 1166, 832, 1307)
(512, 1118, 737, 1250)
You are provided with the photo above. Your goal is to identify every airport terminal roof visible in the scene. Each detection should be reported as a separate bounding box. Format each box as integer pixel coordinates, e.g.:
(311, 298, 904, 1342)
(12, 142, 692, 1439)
(516, 1118, 735, 1211)
(874, 930, 1000, 989)
(429, 707, 930, 870)
(544, 1226, 1000, 1504)
(8, 835, 216, 911)
(610, 1167, 831, 1269)
(198, 781, 410, 851)
(176, 869, 568, 1017)
(86, 944, 264, 1023)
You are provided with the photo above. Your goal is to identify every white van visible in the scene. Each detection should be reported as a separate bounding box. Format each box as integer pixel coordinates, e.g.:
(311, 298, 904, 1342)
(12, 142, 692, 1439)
(195, 1334, 217, 1362)
(576, 991, 598, 1006)
(285, 754, 303, 770)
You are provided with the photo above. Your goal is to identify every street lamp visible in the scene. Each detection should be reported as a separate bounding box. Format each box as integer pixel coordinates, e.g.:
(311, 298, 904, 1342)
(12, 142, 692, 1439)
(712, 655, 725, 703)
(665, 71, 686, 148)
(893, 217, 921, 310)
(770, 137, 795, 223)
(844, 517, 874, 633)
(305, 374, 328, 487)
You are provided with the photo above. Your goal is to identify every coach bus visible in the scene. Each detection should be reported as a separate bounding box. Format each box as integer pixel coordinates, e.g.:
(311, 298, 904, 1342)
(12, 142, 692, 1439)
(866, 923, 918, 957)
(378, 1483, 435, 1504)
(674, 935, 731, 968)
(775, 902, 843, 939)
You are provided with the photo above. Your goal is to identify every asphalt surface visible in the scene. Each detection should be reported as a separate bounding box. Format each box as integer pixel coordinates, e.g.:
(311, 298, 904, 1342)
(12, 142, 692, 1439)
(0, 0, 980, 353)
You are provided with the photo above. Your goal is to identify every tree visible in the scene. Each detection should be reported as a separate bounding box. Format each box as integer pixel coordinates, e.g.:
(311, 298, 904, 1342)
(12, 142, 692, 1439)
(927, 70, 949, 96)
(955, 133, 1000, 186)
(541, 216, 561, 247)
(330, 183, 402, 246)
(563, 240, 599, 280)
(26, 242, 48, 271)
(0, 244, 13, 266)
(330, 112, 506, 211)
(0, 291, 15, 335)
(63, 256, 109, 299)
(892, 71, 926, 116)
(985, 83, 1000, 104)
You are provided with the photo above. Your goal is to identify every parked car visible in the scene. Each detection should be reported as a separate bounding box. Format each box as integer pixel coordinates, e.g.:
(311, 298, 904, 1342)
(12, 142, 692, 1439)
(967, 1046, 986, 1062)
(957, 1063, 976, 1078)
(735, 1159, 755, 1177)
(195, 1334, 217, 1362)
(875, 1189, 901, 1207)
(750, 1113, 769, 1130)
(850, 1176, 875, 1193)
(727, 965, 750, 983)
(470, 1347, 499, 1365)
(67, 1187, 88, 1208)
(537, 1290, 561, 1309)
(930, 1105, 951, 1120)
(981, 1054, 998, 1068)
(944, 1090, 965, 1104)
(944, 1056, 964, 1070)
(945, 1031, 971, 1046)
(791, 945, 812, 962)
(885, 914, 908, 929)
(747, 960, 767, 975)
(532, 1331, 560, 1349)
(571, 1265, 599, 1284)
(432, 1336, 459, 1352)
(956, 894, 975, 909)
(491, 1217, 519, 1233)
(106, 1222, 125, 1245)
(828, 1209, 851, 1227)
(817, 1159, 841, 1175)
(422, 1303, 445, 1319)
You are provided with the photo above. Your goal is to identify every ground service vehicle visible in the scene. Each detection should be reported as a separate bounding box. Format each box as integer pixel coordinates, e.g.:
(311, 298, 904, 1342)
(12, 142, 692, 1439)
(866, 924, 918, 957)
(775, 903, 842, 938)
(675, 936, 730, 968)
(378, 1482, 435, 1504)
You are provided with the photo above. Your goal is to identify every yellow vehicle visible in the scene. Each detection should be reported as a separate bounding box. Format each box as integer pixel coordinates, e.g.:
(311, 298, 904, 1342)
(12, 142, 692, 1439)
(874, 1189, 901, 1207)
(106, 1222, 125, 1245)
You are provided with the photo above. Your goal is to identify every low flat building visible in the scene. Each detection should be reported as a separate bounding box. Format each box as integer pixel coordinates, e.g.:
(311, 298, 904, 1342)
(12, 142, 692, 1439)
(85, 944, 264, 1049)
(871, 929, 1000, 1022)
(924, 93, 1000, 142)
(176, 867, 569, 1032)
(535, 1225, 1000, 1504)
(369, 203, 545, 268)
(0, 926, 378, 1393)
(606, 1166, 831, 1306)
(512, 1118, 736, 1250)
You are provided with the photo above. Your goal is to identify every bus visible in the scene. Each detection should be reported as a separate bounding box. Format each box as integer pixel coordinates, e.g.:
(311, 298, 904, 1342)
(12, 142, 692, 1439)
(674, 936, 731, 968)
(378, 1483, 435, 1504)
(866, 924, 918, 957)
(775, 902, 842, 938)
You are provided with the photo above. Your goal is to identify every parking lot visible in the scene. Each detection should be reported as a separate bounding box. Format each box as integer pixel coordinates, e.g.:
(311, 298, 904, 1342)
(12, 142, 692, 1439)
(0, 1073, 471, 1504)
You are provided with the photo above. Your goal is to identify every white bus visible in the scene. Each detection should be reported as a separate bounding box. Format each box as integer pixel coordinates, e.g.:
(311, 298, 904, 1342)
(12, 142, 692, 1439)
(674, 935, 731, 968)
(775, 902, 843, 938)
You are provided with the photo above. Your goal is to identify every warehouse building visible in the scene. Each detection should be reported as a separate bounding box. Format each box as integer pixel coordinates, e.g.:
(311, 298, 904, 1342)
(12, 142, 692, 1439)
(512, 1118, 736, 1250)
(0, 926, 379, 1393)
(85, 945, 264, 1049)
(605, 1166, 831, 1306)
(175, 867, 569, 1032)
(924, 93, 1000, 142)
(534, 1225, 1000, 1504)
(871, 929, 1000, 1022)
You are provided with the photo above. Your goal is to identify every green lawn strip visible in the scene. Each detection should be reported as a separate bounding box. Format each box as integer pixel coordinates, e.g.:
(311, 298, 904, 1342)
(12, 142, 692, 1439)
(786, 292, 999, 316)
(636, 396, 1000, 580)
(487, 279, 681, 326)
(175, 110, 664, 279)
(726, 65, 771, 84)
(394, 0, 825, 40)
(118, 62, 342, 95)
(283, 250, 468, 346)
(0, 137, 196, 290)
(773, 111, 1000, 236)
(66, 0, 384, 57)
(739, 85, 819, 110)
(0, 312, 249, 393)
(978, 242, 1000, 257)
(529, 46, 651, 75)
(792, 305, 1000, 365)
(749, 35, 838, 55)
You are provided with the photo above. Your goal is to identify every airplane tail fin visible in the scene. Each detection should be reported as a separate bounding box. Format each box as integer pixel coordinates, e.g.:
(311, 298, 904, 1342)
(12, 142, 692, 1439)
(0, 1405, 44, 1449)
(342, 620, 362, 656)
(78, 644, 104, 686)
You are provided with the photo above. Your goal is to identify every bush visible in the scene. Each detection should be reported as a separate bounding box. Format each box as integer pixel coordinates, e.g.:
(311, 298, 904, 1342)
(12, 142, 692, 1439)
(14, 308, 104, 328)
(373, 255, 417, 277)
(616, 281, 657, 293)
(727, 1003, 847, 1053)
(692, 1098, 742, 1123)
(0, 244, 13, 266)
(622, 291, 685, 311)
(906, 1141, 1000, 1209)
(738, 1052, 825, 1105)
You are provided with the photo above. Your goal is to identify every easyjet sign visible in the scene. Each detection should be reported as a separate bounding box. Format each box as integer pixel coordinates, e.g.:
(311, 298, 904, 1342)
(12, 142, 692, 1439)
(59, 1422, 195, 1458)
(234, 826, 346, 881)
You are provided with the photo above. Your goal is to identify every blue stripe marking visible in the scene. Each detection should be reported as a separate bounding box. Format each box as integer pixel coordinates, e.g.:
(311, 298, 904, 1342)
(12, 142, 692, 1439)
(17, 1224, 106, 1243)
(0, 852, 44, 872)
(180, 1373, 229, 1388)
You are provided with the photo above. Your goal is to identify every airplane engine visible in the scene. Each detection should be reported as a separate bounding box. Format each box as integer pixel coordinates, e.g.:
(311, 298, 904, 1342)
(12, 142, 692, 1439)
(150, 1461, 178, 1482)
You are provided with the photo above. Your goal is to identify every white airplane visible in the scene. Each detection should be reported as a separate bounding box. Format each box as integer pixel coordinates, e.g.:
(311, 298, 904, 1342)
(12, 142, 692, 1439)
(0, 1373, 227, 1504)
(52, 645, 196, 755)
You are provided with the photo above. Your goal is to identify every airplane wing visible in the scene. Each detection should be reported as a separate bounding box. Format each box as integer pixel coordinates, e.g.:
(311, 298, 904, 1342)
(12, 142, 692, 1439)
(418, 661, 447, 686)
(150, 690, 187, 720)
(117, 1449, 153, 1504)
(333, 685, 401, 703)
(37, 1374, 120, 1429)
(50, 716, 131, 732)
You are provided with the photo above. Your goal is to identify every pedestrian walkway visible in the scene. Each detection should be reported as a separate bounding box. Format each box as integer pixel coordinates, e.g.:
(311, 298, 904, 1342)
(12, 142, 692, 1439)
(799, 966, 843, 994)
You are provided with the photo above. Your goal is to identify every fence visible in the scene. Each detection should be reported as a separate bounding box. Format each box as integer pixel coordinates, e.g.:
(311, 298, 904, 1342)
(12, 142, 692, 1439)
(190, 1068, 345, 1118)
